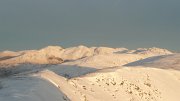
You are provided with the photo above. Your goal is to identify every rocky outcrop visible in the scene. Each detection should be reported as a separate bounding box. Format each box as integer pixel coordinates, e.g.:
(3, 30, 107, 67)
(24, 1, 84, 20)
(47, 56, 64, 64)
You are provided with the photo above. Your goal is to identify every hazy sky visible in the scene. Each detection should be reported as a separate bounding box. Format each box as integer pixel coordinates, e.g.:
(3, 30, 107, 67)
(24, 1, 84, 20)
(0, 0, 180, 51)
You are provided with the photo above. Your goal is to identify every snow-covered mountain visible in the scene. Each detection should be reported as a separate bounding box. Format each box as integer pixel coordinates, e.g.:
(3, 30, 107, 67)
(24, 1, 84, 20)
(0, 45, 173, 67)
(0, 45, 180, 101)
(63, 54, 144, 68)
(127, 47, 172, 56)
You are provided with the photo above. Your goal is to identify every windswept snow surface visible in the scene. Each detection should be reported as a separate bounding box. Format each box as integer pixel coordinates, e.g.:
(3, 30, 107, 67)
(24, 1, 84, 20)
(0, 76, 69, 101)
(38, 67, 180, 101)
(0, 64, 96, 101)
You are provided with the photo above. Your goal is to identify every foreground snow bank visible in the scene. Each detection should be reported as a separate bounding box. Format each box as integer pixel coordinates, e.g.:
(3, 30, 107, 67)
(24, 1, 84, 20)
(38, 67, 180, 101)
(0, 75, 69, 101)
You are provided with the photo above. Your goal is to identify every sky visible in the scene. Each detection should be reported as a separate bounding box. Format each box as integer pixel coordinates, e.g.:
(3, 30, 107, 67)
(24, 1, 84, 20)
(0, 0, 180, 51)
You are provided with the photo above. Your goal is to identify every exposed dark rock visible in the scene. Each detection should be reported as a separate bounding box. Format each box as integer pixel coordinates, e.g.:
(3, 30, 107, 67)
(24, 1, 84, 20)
(47, 56, 64, 64)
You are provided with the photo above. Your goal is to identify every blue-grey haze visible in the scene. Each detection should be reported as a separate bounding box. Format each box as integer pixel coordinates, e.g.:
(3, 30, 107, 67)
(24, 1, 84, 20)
(0, 0, 180, 51)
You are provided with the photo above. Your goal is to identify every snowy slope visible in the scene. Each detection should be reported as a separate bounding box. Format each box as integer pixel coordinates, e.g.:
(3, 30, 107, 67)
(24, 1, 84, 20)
(63, 54, 144, 68)
(125, 54, 180, 70)
(38, 67, 180, 101)
(0, 46, 64, 66)
(92, 47, 128, 54)
(0, 75, 69, 101)
(63, 47, 173, 69)
(0, 64, 96, 101)
(127, 47, 172, 56)
(60, 45, 93, 60)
